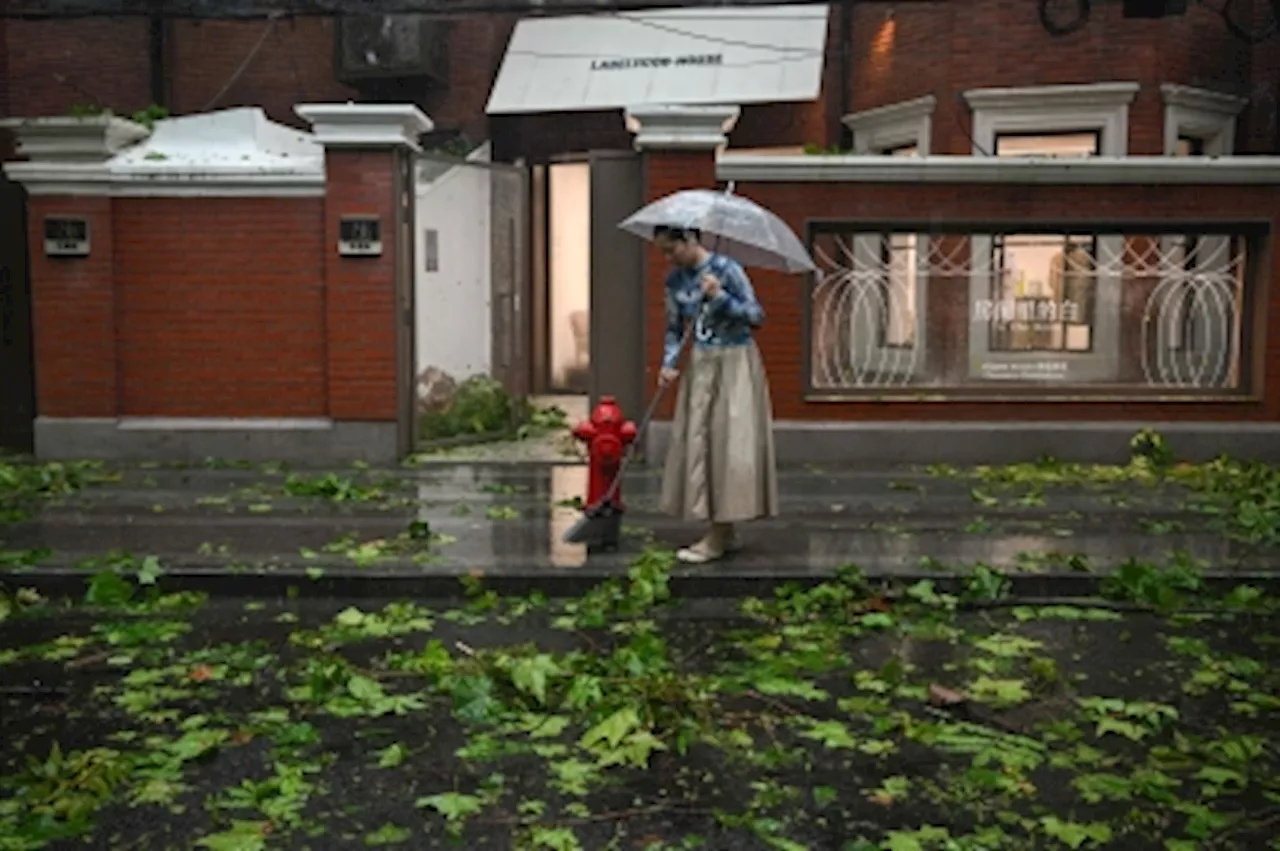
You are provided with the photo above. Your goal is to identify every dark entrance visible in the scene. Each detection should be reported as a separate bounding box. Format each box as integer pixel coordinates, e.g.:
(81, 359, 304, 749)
(0, 174, 35, 454)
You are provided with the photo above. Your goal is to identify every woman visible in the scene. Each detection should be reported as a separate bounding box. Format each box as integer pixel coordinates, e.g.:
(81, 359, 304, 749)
(653, 225, 779, 564)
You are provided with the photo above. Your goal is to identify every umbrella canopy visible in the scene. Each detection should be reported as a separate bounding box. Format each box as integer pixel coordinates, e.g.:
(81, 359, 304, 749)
(618, 186, 816, 274)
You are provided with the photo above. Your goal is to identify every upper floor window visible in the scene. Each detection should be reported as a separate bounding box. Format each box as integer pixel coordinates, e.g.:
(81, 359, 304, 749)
(842, 95, 936, 155)
(882, 142, 920, 156)
(994, 132, 1099, 158)
(1174, 136, 1207, 157)
(963, 82, 1138, 156)
(1161, 84, 1246, 156)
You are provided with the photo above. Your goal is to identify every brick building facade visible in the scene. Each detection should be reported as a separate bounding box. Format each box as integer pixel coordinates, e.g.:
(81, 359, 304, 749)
(2, 2, 1277, 155)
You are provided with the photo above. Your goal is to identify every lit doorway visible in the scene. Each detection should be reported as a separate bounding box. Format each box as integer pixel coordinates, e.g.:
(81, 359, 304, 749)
(545, 160, 591, 393)
(528, 152, 642, 412)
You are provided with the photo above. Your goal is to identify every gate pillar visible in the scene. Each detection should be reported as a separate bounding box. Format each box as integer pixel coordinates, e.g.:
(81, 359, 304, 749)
(623, 104, 739, 446)
(1, 116, 149, 434)
(297, 103, 431, 458)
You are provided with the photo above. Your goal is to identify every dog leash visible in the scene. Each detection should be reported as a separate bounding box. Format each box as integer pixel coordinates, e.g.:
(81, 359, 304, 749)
(593, 324, 694, 508)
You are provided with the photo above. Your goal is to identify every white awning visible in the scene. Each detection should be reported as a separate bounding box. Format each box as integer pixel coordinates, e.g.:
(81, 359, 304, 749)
(485, 4, 830, 115)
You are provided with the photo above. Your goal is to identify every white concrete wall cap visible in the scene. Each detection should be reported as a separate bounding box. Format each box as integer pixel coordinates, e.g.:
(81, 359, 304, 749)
(962, 81, 1140, 110)
(842, 94, 937, 130)
(112, 107, 322, 174)
(0, 114, 150, 163)
(295, 103, 433, 151)
(2, 107, 325, 196)
(1, 159, 325, 196)
(1160, 83, 1248, 116)
(625, 104, 741, 151)
(715, 153, 1280, 184)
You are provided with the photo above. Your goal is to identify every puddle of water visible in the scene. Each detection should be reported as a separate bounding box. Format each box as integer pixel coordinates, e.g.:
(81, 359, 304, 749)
(548, 465, 589, 568)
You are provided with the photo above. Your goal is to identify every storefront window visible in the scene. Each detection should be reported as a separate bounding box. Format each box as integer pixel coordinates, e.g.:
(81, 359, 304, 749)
(880, 144, 920, 348)
(976, 133, 1102, 379)
(1167, 136, 1213, 352)
(808, 224, 1253, 396)
(984, 234, 1096, 354)
(807, 129, 1252, 398)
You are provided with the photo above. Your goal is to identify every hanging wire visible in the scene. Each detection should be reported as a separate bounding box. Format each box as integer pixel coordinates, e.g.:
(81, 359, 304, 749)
(202, 13, 281, 110)
(505, 6, 825, 67)
(617, 11, 823, 53)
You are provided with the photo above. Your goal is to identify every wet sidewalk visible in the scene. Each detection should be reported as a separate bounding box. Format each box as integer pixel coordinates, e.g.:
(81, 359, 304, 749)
(2, 461, 1277, 597)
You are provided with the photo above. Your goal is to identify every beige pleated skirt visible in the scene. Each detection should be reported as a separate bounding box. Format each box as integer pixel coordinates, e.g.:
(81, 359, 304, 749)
(660, 341, 779, 523)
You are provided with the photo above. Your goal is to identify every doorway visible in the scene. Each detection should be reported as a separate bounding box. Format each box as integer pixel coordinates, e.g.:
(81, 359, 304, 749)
(544, 159, 591, 394)
(528, 152, 644, 416)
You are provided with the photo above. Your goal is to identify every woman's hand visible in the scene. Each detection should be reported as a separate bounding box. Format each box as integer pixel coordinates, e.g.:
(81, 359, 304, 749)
(700, 272, 722, 299)
(659, 367, 680, 387)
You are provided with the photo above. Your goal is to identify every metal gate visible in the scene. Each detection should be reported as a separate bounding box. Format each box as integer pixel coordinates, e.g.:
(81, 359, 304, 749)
(488, 158, 530, 402)
(413, 146, 529, 439)
(0, 173, 35, 454)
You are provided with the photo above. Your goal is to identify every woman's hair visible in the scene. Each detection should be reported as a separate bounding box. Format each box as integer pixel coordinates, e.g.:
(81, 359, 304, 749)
(654, 225, 701, 243)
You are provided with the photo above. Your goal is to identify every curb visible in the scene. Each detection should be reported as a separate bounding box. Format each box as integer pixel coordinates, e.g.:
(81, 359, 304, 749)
(4, 566, 1279, 601)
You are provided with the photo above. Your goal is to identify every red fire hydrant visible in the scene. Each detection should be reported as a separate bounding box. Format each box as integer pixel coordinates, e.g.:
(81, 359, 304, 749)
(573, 395, 638, 511)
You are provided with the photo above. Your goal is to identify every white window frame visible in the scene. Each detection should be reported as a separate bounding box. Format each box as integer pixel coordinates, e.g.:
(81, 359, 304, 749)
(1160, 83, 1246, 156)
(960, 83, 1138, 386)
(962, 81, 1139, 156)
(840, 97, 936, 381)
(841, 94, 936, 154)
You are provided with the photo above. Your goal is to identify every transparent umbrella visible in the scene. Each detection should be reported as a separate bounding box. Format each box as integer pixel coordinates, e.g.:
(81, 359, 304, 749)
(618, 184, 816, 274)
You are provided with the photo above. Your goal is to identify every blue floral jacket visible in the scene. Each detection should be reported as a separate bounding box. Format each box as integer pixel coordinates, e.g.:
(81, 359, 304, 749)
(661, 253, 765, 370)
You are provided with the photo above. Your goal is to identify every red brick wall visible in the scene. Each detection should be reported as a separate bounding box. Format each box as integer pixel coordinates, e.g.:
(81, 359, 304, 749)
(2, 15, 511, 143)
(4, 19, 152, 118)
(26, 196, 119, 418)
(4, 4, 1273, 157)
(112, 197, 327, 417)
(166, 18, 355, 125)
(500, 2, 1271, 158)
(844, 0, 1258, 154)
(168, 14, 514, 140)
(27, 179, 405, 424)
(643, 150, 1280, 423)
(1245, 1, 1280, 152)
(733, 102, 828, 151)
(322, 151, 400, 421)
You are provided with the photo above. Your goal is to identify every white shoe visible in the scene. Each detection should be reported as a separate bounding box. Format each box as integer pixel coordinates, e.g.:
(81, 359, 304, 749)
(676, 533, 725, 564)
